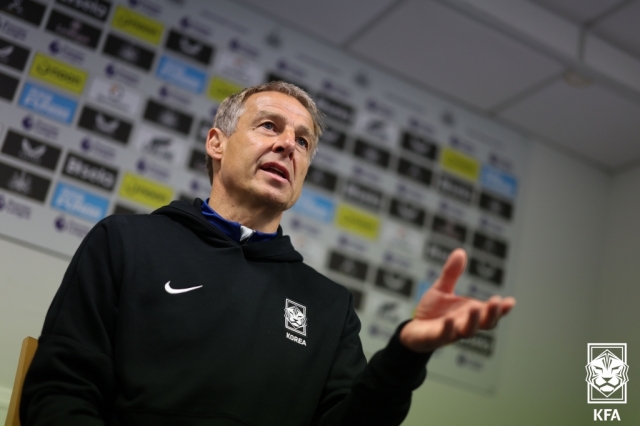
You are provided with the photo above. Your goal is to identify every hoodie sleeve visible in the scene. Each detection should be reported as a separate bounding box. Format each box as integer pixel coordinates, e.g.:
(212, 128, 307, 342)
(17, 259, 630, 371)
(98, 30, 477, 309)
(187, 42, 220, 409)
(20, 218, 123, 426)
(312, 296, 433, 426)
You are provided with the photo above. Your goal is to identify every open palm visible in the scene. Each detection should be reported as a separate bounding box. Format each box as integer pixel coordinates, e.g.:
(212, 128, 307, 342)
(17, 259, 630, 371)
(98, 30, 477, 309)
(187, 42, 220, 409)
(400, 248, 516, 353)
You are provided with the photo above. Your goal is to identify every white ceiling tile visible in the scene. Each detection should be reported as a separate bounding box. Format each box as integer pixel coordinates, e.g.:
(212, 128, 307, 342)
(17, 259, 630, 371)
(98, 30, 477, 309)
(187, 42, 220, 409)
(239, 0, 398, 45)
(500, 80, 640, 169)
(348, 0, 562, 110)
(592, 1, 640, 58)
(531, 0, 627, 24)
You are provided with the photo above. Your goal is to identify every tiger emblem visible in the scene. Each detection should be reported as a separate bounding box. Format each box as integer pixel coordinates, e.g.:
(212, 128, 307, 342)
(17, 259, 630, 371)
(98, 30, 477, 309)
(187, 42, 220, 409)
(585, 349, 629, 397)
(284, 298, 307, 336)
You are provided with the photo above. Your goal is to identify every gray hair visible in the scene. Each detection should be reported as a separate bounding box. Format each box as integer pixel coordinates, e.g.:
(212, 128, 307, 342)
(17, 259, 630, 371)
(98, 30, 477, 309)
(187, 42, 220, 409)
(205, 81, 324, 183)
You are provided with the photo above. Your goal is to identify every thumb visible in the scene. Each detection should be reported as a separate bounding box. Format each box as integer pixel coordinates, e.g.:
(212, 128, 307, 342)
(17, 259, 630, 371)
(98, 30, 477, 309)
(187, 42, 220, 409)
(432, 248, 467, 293)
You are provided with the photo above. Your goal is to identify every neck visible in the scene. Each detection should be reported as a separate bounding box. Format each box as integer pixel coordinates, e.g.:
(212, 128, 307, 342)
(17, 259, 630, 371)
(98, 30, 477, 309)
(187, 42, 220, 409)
(208, 186, 282, 233)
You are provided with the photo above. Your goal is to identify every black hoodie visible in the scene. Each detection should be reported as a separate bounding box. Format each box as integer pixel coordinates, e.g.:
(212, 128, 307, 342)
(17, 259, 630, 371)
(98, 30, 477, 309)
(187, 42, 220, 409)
(21, 199, 431, 426)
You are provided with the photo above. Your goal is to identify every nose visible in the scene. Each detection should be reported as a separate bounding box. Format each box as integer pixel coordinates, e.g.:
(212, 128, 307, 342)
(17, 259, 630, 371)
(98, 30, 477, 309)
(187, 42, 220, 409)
(273, 126, 296, 159)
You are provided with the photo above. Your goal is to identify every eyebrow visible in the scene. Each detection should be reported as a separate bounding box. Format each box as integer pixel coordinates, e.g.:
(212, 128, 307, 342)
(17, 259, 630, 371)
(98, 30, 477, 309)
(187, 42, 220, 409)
(254, 110, 316, 143)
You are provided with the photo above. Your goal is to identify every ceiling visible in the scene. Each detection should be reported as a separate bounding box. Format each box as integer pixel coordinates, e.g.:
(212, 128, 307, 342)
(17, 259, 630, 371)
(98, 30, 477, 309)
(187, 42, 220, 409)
(238, 0, 640, 173)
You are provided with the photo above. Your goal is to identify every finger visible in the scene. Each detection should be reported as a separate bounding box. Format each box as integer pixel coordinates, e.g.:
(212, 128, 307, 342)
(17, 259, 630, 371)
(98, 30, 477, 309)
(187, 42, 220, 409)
(481, 298, 502, 329)
(500, 297, 517, 316)
(433, 248, 467, 294)
(458, 308, 480, 338)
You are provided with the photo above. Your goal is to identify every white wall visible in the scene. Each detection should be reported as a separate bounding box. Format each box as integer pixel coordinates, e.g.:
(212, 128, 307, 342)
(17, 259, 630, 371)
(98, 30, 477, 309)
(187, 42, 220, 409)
(3, 140, 625, 425)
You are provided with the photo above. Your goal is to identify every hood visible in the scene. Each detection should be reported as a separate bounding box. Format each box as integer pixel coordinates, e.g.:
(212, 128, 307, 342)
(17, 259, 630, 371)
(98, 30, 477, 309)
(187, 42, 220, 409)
(152, 198, 304, 263)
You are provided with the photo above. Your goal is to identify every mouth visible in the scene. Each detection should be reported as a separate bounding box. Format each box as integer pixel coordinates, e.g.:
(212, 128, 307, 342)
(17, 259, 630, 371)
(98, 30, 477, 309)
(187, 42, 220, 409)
(260, 162, 290, 181)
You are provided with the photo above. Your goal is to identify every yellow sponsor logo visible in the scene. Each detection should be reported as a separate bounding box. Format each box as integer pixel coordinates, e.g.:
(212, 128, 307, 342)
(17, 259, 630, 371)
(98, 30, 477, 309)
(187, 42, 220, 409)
(29, 53, 87, 94)
(111, 6, 164, 45)
(335, 204, 380, 240)
(207, 77, 244, 102)
(119, 173, 173, 208)
(440, 147, 480, 181)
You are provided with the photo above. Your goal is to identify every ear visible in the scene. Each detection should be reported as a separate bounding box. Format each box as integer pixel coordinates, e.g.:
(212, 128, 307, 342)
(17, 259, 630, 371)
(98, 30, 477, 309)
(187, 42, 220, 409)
(206, 127, 226, 162)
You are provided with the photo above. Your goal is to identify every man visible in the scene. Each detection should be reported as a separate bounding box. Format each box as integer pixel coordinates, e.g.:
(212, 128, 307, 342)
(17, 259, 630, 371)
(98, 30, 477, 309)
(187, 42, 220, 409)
(21, 82, 515, 425)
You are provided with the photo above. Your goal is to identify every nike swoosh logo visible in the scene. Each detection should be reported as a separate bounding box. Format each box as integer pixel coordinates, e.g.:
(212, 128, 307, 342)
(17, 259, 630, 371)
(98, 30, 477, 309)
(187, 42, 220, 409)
(164, 281, 203, 294)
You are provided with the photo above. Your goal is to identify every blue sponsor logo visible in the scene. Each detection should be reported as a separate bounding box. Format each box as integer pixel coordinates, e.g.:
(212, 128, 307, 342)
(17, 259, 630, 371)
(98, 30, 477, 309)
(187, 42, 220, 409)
(480, 166, 518, 199)
(156, 55, 206, 94)
(19, 82, 77, 124)
(291, 189, 335, 223)
(51, 182, 109, 222)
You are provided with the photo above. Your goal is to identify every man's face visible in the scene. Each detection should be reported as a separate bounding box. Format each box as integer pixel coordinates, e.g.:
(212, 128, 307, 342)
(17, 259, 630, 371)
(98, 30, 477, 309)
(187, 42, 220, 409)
(208, 91, 316, 212)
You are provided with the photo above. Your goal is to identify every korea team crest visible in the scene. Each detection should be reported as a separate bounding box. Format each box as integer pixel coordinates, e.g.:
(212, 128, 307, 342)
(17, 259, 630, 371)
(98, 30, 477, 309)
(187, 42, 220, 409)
(586, 343, 629, 404)
(284, 298, 307, 336)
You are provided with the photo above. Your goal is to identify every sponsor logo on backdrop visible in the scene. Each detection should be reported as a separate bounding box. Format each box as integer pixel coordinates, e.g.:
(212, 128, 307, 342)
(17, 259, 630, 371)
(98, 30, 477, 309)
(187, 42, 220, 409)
(375, 268, 413, 297)
(214, 50, 264, 87)
(479, 191, 513, 221)
(388, 197, 426, 227)
(0, 0, 46, 26)
(178, 15, 211, 38)
(207, 76, 243, 102)
(397, 158, 432, 188)
(1, 130, 62, 170)
(143, 99, 192, 135)
(438, 173, 474, 204)
(488, 152, 513, 173)
(352, 164, 381, 185)
(284, 298, 307, 337)
(457, 331, 494, 357)
(290, 189, 335, 224)
(228, 38, 260, 59)
(322, 79, 350, 99)
(354, 112, 398, 144)
(187, 149, 206, 175)
(382, 251, 412, 269)
(102, 33, 155, 71)
(134, 125, 186, 164)
(319, 125, 346, 151)
(48, 40, 85, 64)
(337, 234, 369, 255)
(432, 215, 467, 243)
(0, 70, 19, 101)
(111, 6, 164, 44)
(480, 165, 518, 200)
(586, 343, 628, 405)
(19, 82, 78, 124)
(164, 29, 213, 65)
(424, 240, 456, 265)
(0, 194, 31, 219)
(88, 77, 141, 115)
(0, 36, 29, 71)
(51, 181, 109, 222)
(77, 105, 133, 144)
(353, 139, 390, 169)
(472, 231, 508, 259)
(401, 132, 438, 161)
(440, 147, 480, 181)
(80, 137, 116, 161)
(53, 214, 91, 239)
(56, 0, 112, 22)
(46, 9, 102, 49)
(335, 204, 380, 240)
(112, 203, 138, 215)
(343, 179, 383, 212)
(158, 84, 192, 107)
(366, 99, 394, 118)
(136, 158, 170, 181)
(0, 161, 50, 202)
(408, 117, 435, 136)
(126, 0, 161, 16)
(119, 172, 173, 208)
(29, 53, 88, 94)
(380, 221, 423, 256)
(194, 119, 211, 142)
(305, 165, 337, 193)
(268, 68, 308, 91)
(156, 55, 206, 94)
(103, 62, 140, 85)
(328, 250, 368, 281)
(0, 17, 28, 41)
(315, 93, 354, 125)
(62, 152, 118, 191)
(468, 257, 503, 285)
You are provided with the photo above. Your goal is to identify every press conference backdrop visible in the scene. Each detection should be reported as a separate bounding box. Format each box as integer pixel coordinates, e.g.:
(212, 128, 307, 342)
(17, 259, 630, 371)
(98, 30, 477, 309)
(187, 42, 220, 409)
(0, 0, 528, 393)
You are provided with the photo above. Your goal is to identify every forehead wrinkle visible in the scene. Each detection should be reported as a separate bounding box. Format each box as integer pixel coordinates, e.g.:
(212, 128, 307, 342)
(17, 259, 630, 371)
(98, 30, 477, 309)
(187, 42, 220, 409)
(253, 109, 316, 140)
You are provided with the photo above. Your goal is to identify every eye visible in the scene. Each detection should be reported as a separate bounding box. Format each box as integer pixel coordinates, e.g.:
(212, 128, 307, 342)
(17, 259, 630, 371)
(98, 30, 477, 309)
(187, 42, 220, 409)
(296, 137, 309, 149)
(261, 121, 275, 131)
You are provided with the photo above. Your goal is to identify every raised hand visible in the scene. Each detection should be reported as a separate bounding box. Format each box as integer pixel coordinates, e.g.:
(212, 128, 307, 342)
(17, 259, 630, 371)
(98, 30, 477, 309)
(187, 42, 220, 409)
(399, 248, 516, 353)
